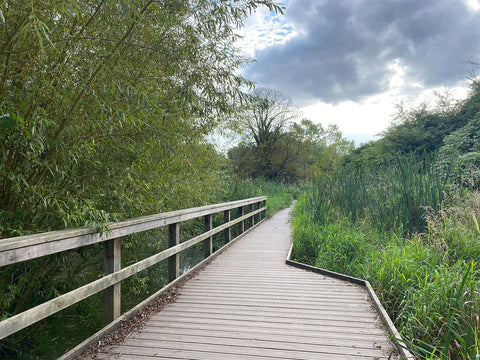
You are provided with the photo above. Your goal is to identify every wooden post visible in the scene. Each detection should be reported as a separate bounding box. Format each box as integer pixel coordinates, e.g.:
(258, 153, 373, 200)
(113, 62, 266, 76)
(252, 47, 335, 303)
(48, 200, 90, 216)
(168, 223, 180, 282)
(204, 214, 212, 258)
(249, 203, 254, 227)
(103, 237, 121, 325)
(262, 199, 267, 219)
(237, 206, 244, 234)
(224, 210, 231, 243)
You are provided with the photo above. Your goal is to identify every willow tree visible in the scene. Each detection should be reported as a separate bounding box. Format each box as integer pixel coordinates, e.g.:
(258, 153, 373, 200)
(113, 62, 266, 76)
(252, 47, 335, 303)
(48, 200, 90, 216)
(0, 0, 284, 236)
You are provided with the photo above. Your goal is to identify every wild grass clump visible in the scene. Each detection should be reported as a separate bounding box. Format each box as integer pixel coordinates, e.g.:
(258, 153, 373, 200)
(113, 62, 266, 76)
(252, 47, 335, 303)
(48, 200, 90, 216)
(291, 159, 480, 359)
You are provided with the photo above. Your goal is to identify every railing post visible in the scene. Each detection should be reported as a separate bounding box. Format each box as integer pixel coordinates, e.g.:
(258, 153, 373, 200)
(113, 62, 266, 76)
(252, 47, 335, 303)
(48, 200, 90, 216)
(204, 214, 212, 258)
(237, 206, 244, 234)
(262, 199, 267, 219)
(224, 210, 231, 243)
(249, 203, 254, 227)
(168, 223, 180, 282)
(103, 237, 121, 325)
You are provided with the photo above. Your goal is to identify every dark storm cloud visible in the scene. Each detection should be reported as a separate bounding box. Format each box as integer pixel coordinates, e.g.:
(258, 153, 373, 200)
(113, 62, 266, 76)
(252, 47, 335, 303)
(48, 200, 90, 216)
(246, 0, 480, 104)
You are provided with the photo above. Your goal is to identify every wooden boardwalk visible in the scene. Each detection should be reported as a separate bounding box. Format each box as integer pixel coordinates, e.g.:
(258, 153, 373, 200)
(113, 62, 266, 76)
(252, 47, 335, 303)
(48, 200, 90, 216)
(92, 208, 399, 360)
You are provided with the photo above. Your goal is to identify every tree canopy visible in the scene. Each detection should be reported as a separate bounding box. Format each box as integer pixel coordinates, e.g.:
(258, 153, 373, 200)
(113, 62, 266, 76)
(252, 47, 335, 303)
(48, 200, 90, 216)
(229, 88, 354, 182)
(343, 81, 480, 169)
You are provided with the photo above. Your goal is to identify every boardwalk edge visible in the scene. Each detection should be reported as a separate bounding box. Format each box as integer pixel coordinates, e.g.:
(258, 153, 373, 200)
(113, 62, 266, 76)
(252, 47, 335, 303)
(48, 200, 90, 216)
(59, 219, 266, 360)
(285, 243, 415, 360)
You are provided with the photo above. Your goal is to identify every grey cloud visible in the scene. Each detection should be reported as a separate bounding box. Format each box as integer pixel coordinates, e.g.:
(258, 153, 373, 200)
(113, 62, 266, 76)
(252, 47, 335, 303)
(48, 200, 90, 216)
(246, 0, 480, 104)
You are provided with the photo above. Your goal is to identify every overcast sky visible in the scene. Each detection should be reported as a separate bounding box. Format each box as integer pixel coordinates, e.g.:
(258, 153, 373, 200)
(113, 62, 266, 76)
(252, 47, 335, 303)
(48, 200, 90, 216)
(239, 0, 480, 145)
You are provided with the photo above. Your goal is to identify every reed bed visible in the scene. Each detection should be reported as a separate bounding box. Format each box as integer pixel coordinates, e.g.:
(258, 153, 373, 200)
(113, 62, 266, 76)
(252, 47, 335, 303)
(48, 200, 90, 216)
(292, 158, 480, 359)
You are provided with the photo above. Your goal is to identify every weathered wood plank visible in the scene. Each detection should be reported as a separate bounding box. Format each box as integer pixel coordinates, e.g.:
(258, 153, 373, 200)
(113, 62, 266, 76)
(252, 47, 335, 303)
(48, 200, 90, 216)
(101, 340, 390, 360)
(223, 210, 231, 243)
(137, 327, 393, 349)
(157, 306, 378, 322)
(146, 317, 387, 336)
(122, 336, 390, 358)
(204, 214, 212, 258)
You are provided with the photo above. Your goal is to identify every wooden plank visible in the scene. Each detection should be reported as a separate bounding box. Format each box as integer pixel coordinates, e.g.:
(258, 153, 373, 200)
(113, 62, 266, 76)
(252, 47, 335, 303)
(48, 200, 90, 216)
(98, 349, 379, 360)
(237, 206, 244, 234)
(150, 313, 383, 330)
(169, 291, 370, 305)
(146, 317, 386, 336)
(156, 310, 380, 327)
(102, 339, 391, 360)
(249, 203, 254, 227)
(169, 300, 373, 314)
(157, 305, 378, 322)
(122, 336, 390, 358)
(174, 297, 369, 312)
(137, 327, 393, 349)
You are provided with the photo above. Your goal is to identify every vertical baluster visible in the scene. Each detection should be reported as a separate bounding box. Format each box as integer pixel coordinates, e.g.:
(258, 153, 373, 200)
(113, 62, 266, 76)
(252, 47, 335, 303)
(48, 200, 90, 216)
(204, 214, 212, 257)
(224, 209, 231, 243)
(168, 223, 180, 282)
(103, 237, 121, 325)
(238, 206, 244, 234)
(249, 203, 254, 227)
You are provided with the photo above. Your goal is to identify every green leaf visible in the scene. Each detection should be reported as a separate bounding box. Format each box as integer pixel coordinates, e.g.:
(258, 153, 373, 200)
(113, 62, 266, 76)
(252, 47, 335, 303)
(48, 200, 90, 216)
(0, 115, 15, 129)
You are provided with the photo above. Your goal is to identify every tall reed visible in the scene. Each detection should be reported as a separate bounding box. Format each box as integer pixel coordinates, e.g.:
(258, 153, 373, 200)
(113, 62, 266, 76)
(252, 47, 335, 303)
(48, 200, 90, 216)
(305, 155, 447, 236)
(292, 156, 480, 359)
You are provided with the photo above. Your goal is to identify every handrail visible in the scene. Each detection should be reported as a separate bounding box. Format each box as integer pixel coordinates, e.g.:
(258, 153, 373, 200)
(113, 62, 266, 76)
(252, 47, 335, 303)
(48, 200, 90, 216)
(0, 196, 267, 343)
(0, 197, 266, 266)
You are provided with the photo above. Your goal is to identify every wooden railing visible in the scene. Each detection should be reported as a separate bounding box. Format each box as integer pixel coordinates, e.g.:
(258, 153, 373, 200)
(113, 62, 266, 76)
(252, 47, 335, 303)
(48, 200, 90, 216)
(0, 197, 267, 343)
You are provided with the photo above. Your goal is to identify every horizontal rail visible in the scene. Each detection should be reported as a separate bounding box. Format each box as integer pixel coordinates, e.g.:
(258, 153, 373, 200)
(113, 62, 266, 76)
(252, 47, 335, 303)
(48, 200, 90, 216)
(0, 207, 265, 340)
(0, 197, 266, 267)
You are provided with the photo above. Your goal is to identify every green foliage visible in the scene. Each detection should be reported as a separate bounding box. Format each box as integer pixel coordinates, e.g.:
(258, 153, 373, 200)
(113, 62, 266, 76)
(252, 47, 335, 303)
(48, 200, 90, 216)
(0, 0, 284, 238)
(437, 113, 480, 185)
(291, 166, 480, 359)
(344, 81, 480, 168)
(230, 116, 353, 183)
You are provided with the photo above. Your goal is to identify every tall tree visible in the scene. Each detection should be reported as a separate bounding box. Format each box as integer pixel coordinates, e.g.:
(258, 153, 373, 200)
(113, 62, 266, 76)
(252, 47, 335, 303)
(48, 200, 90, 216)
(232, 88, 300, 180)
